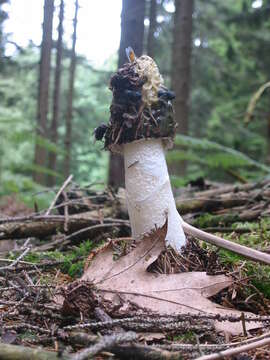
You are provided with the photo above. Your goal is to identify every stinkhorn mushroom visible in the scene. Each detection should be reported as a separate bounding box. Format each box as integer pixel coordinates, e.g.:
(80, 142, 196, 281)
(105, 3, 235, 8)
(95, 47, 186, 252)
(94, 48, 270, 265)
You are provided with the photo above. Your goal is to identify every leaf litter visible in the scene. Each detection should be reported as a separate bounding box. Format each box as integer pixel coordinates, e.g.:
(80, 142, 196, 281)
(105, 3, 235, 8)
(81, 221, 262, 335)
(1, 183, 270, 359)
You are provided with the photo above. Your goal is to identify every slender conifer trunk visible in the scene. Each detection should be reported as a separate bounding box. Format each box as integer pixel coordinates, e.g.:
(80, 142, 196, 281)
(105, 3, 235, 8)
(108, 0, 146, 188)
(64, 0, 78, 178)
(147, 0, 157, 57)
(171, 0, 193, 174)
(33, 0, 54, 184)
(48, 0, 64, 186)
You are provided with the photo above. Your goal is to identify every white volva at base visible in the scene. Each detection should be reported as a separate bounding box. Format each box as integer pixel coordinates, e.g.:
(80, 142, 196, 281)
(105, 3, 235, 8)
(123, 138, 186, 252)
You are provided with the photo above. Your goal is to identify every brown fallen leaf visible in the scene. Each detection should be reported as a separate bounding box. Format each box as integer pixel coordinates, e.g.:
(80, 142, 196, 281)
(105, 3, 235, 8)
(1, 332, 17, 344)
(82, 223, 261, 335)
(138, 332, 166, 343)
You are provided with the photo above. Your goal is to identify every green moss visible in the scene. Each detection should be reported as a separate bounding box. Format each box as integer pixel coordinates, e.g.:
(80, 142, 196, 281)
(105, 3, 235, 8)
(245, 262, 270, 298)
(18, 331, 38, 341)
(220, 219, 270, 249)
(67, 261, 85, 278)
(216, 220, 270, 300)
(219, 248, 243, 265)
(218, 249, 270, 299)
(193, 214, 270, 232)
(172, 331, 196, 343)
(193, 213, 218, 228)
(8, 239, 96, 279)
(57, 240, 95, 277)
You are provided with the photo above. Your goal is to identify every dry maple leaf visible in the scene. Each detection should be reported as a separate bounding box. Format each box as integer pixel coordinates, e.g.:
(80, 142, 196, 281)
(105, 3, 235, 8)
(82, 223, 261, 335)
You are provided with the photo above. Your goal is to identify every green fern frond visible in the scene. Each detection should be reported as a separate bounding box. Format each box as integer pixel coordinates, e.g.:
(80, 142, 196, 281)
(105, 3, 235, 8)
(173, 135, 270, 174)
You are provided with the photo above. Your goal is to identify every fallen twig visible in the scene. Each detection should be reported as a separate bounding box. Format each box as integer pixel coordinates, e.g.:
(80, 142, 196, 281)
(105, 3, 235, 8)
(71, 331, 137, 360)
(46, 174, 73, 216)
(109, 343, 183, 360)
(63, 191, 69, 232)
(183, 221, 270, 265)
(203, 226, 270, 234)
(62, 312, 269, 332)
(157, 331, 270, 351)
(195, 337, 270, 360)
(0, 343, 71, 360)
(0, 284, 56, 292)
(2, 322, 52, 334)
(0, 247, 31, 271)
(63, 222, 129, 241)
(0, 211, 129, 240)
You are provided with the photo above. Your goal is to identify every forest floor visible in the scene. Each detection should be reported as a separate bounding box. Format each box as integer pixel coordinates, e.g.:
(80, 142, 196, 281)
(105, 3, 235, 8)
(0, 178, 270, 359)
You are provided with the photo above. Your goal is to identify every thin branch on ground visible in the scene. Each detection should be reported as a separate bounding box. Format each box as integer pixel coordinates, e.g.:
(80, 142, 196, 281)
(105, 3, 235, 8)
(0, 247, 31, 271)
(195, 337, 270, 360)
(46, 174, 73, 216)
(71, 331, 137, 360)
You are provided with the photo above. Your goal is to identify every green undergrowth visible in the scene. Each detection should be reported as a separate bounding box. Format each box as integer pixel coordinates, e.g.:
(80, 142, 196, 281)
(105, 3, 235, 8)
(7, 216, 270, 300)
(9, 240, 95, 278)
(18, 331, 38, 342)
(219, 248, 270, 297)
(171, 331, 196, 343)
(194, 212, 243, 228)
(194, 213, 270, 299)
(199, 217, 270, 299)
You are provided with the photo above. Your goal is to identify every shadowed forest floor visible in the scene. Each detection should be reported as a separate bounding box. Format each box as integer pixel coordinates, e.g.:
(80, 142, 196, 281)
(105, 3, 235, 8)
(0, 179, 270, 359)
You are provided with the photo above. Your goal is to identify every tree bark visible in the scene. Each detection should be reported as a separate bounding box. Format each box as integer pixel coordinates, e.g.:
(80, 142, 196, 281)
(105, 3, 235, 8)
(108, 0, 146, 189)
(118, 0, 145, 68)
(147, 0, 157, 57)
(0, 343, 71, 360)
(267, 113, 270, 164)
(0, 192, 264, 240)
(33, 0, 54, 184)
(0, 211, 120, 241)
(64, 0, 78, 178)
(171, 0, 193, 174)
(47, 0, 64, 186)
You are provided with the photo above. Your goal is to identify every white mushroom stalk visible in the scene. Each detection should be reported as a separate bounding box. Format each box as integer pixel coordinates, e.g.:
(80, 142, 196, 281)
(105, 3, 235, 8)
(94, 48, 270, 264)
(123, 51, 186, 250)
(124, 138, 186, 251)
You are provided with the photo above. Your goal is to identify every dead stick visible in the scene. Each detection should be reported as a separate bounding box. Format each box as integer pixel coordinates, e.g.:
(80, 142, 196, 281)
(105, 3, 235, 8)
(46, 174, 73, 215)
(0, 215, 126, 240)
(0, 343, 71, 360)
(110, 344, 182, 360)
(182, 221, 270, 265)
(202, 227, 270, 234)
(63, 191, 69, 232)
(150, 331, 270, 351)
(63, 222, 129, 241)
(71, 331, 137, 360)
(59, 331, 98, 346)
(2, 323, 51, 334)
(0, 247, 31, 271)
(241, 312, 247, 337)
(195, 337, 270, 360)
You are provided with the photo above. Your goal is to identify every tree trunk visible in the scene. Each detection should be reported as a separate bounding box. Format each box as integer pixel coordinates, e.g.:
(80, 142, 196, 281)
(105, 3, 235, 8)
(147, 0, 157, 57)
(108, 0, 146, 188)
(0, 0, 9, 68)
(64, 0, 78, 178)
(33, 0, 54, 184)
(0, 343, 71, 360)
(118, 0, 145, 67)
(47, 0, 64, 186)
(171, 0, 193, 174)
(267, 113, 270, 164)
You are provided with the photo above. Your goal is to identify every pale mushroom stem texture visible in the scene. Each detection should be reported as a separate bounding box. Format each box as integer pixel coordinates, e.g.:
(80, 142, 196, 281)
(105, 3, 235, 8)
(124, 138, 186, 252)
(95, 48, 270, 265)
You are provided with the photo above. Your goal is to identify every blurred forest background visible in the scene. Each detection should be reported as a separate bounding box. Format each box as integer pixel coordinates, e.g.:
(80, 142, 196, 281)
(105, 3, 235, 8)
(1, 0, 270, 208)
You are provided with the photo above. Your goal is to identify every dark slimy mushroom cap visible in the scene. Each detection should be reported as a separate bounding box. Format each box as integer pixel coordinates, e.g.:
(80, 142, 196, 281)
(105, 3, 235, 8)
(94, 53, 177, 152)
